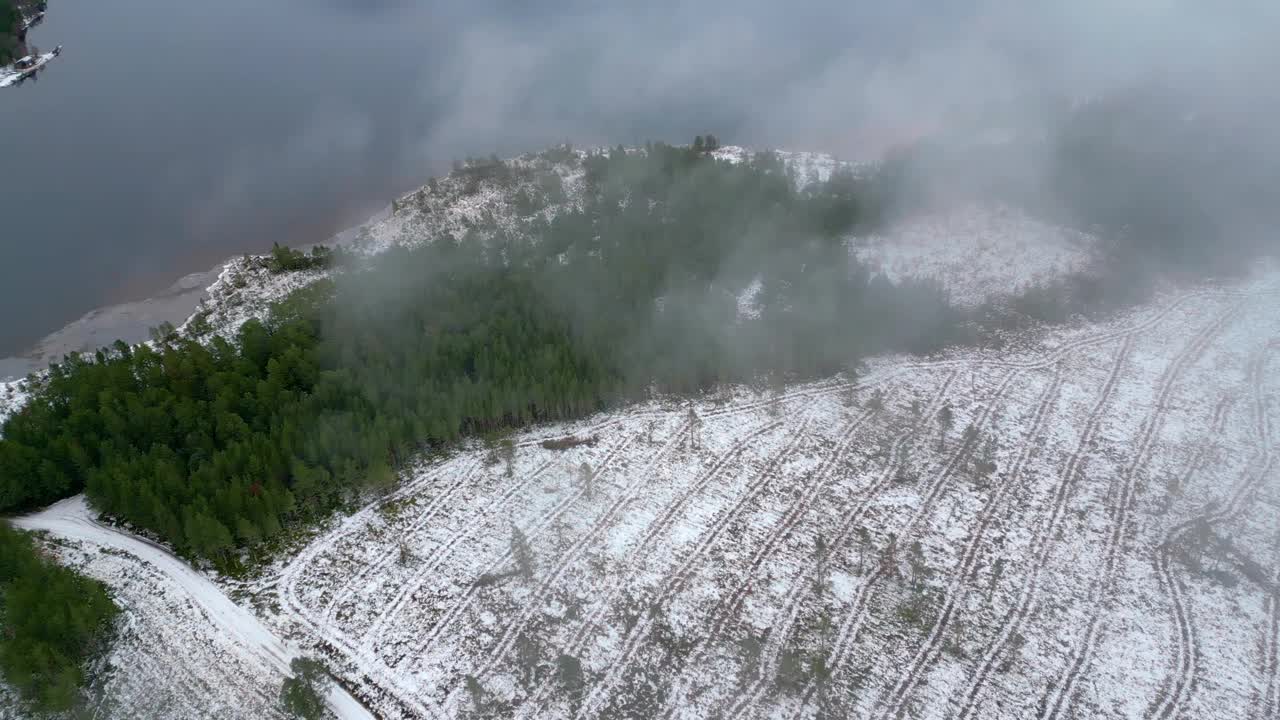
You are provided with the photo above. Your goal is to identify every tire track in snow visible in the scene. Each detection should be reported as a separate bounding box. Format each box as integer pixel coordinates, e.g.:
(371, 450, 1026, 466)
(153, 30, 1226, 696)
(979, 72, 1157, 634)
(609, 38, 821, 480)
(1147, 393, 1233, 720)
(461, 424, 694, 682)
(747, 290, 1247, 720)
(652, 405, 882, 720)
(550, 419, 778, 659)
(1038, 304, 1242, 720)
(725, 369, 963, 719)
(952, 336, 1135, 720)
(777, 368, 1021, 720)
(418, 391, 834, 694)
(406, 434, 640, 664)
(471, 420, 783, 712)
(358, 458, 556, 648)
(1151, 342, 1279, 720)
(873, 365, 1065, 720)
(568, 415, 813, 719)
(326, 457, 487, 624)
(276, 413, 667, 711)
(558, 375, 928, 679)
(536, 382, 907, 718)
(285, 409, 666, 633)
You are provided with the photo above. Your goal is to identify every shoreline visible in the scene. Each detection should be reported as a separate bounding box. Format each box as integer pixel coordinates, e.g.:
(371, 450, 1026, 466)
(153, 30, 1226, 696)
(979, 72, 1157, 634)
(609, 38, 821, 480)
(0, 146, 848, 382)
(0, 203, 392, 382)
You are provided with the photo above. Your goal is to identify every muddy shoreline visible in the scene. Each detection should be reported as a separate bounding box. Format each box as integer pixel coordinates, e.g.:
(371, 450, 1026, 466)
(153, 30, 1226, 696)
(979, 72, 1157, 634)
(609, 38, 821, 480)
(0, 204, 390, 382)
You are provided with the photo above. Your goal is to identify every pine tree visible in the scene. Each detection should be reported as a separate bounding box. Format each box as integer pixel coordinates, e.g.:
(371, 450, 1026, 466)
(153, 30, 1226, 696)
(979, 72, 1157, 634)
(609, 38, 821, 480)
(464, 675, 486, 714)
(988, 557, 1006, 601)
(937, 403, 955, 450)
(908, 540, 930, 592)
(687, 406, 702, 450)
(868, 389, 885, 413)
(813, 533, 830, 597)
(279, 657, 330, 720)
(557, 654, 586, 713)
(500, 438, 516, 478)
(511, 525, 535, 579)
(855, 526, 871, 575)
(881, 533, 900, 580)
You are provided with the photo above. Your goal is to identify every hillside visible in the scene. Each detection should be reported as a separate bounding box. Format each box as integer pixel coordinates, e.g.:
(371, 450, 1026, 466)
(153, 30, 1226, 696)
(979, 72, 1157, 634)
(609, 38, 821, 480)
(253, 269, 1280, 719)
(14, 260, 1279, 719)
(4, 141, 1277, 718)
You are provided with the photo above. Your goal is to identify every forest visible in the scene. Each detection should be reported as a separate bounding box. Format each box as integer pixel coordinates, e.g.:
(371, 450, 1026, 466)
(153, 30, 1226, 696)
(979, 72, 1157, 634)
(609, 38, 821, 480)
(0, 0, 43, 64)
(0, 142, 966, 566)
(0, 0, 19, 64)
(0, 525, 118, 713)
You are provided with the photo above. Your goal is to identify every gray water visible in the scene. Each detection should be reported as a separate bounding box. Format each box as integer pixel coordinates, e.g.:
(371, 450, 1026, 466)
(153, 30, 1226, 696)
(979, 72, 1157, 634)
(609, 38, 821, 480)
(2, 0, 1256, 378)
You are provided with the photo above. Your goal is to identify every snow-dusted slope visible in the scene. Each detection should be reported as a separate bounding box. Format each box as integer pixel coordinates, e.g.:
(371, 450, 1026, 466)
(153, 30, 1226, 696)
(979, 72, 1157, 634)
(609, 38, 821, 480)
(855, 204, 1097, 306)
(249, 265, 1280, 720)
(13, 498, 375, 720)
(710, 144, 869, 189)
(0, 379, 28, 429)
(712, 145, 1099, 305)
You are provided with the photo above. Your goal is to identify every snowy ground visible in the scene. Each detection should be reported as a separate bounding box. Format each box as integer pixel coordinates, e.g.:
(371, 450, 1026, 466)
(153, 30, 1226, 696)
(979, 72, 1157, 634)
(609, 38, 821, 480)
(853, 204, 1097, 307)
(241, 264, 1280, 720)
(0, 379, 28, 429)
(715, 145, 1098, 306)
(710, 145, 872, 189)
(0, 49, 58, 89)
(11, 497, 374, 720)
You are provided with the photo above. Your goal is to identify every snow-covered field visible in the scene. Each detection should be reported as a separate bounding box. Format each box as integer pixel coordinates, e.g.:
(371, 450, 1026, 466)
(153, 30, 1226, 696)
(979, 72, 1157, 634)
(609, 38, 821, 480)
(854, 204, 1097, 307)
(235, 265, 1280, 719)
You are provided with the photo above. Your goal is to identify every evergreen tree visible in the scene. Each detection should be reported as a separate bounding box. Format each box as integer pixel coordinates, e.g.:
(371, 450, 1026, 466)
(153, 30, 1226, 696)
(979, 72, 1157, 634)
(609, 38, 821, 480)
(279, 657, 332, 720)
(938, 403, 955, 450)
(868, 390, 885, 413)
(0, 525, 118, 713)
(511, 525, 535, 579)
(501, 438, 516, 478)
